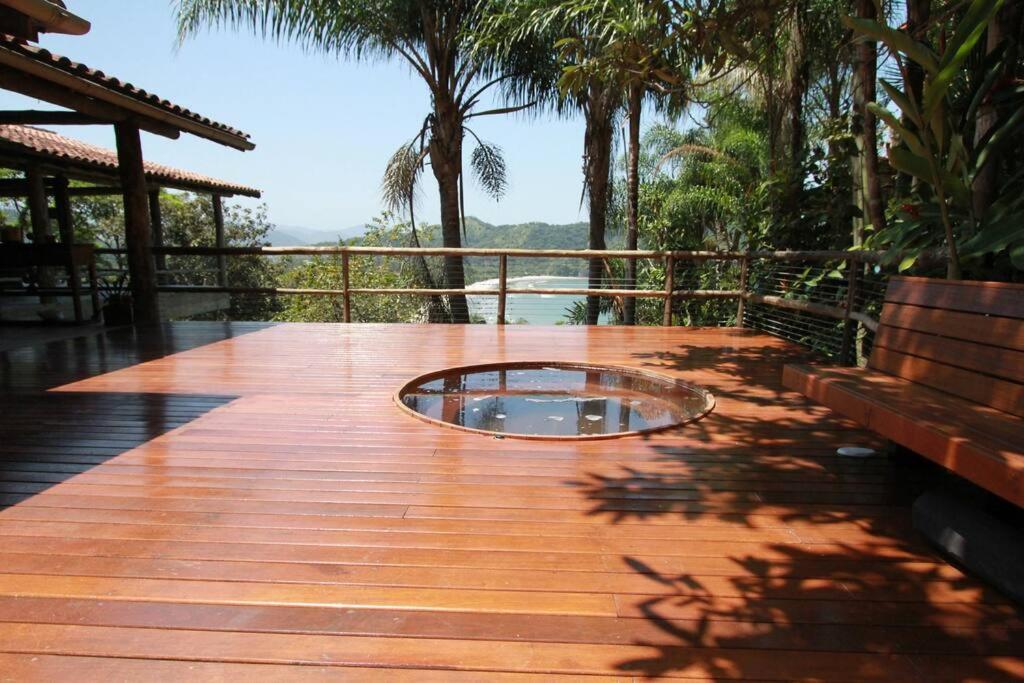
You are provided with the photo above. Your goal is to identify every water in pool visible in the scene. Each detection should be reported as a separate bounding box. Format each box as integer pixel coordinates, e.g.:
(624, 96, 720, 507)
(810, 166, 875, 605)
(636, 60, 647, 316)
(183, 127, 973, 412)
(400, 364, 711, 437)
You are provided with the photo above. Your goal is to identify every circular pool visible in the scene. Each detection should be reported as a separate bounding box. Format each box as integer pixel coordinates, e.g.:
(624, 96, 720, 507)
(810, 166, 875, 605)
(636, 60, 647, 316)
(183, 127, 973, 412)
(395, 362, 714, 440)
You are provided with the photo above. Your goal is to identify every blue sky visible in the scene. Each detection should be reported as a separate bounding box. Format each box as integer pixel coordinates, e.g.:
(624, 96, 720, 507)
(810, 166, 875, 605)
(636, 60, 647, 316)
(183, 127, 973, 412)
(0, 2, 608, 232)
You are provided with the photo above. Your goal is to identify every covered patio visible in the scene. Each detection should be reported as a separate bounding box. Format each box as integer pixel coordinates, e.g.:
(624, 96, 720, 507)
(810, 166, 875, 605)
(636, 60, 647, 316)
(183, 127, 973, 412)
(0, 322, 1019, 680)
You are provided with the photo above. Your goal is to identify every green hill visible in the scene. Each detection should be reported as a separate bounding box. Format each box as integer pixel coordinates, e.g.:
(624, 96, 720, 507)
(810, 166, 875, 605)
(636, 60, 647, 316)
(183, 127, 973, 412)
(428, 216, 623, 250)
(419, 217, 623, 279)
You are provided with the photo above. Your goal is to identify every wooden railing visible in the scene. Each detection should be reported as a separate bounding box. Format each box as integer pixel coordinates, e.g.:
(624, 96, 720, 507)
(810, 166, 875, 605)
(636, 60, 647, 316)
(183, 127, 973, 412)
(96, 245, 906, 364)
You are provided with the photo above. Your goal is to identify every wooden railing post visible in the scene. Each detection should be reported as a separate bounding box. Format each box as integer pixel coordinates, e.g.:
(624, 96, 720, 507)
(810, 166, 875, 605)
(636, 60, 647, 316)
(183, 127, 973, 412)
(736, 255, 749, 327)
(497, 254, 508, 325)
(662, 254, 675, 327)
(341, 250, 351, 323)
(840, 256, 860, 365)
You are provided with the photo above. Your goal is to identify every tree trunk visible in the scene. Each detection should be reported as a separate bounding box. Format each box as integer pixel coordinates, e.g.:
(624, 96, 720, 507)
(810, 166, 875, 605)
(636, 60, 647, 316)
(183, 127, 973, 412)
(584, 84, 616, 326)
(972, 1, 1019, 222)
(853, 0, 887, 236)
(901, 0, 931, 195)
(826, 63, 849, 243)
(785, 0, 809, 176)
(429, 99, 470, 324)
(623, 83, 642, 326)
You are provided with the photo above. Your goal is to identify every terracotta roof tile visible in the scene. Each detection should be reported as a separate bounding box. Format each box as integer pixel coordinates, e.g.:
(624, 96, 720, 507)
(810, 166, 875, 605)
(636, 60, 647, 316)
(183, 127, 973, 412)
(0, 35, 252, 145)
(0, 124, 261, 197)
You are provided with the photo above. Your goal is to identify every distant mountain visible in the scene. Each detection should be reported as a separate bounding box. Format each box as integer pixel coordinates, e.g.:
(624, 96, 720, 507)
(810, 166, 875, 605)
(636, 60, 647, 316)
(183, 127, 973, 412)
(421, 216, 623, 251)
(413, 217, 623, 278)
(268, 223, 368, 246)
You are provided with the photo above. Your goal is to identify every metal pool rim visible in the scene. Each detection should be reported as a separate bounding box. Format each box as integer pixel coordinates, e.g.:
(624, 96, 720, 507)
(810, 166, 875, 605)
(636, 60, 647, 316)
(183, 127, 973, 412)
(393, 360, 716, 441)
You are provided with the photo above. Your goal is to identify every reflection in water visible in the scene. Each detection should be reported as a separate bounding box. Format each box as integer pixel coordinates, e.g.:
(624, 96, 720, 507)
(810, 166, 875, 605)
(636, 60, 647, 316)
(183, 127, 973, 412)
(401, 364, 712, 437)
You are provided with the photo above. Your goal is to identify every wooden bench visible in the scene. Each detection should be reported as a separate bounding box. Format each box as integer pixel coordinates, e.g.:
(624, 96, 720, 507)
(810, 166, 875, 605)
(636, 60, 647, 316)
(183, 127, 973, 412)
(783, 276, 1024, 507)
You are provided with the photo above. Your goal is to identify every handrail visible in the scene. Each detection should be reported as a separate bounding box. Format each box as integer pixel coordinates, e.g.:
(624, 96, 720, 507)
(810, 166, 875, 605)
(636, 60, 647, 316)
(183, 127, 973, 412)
(94, 244, 887, 364)
(96, 245, 896, 263)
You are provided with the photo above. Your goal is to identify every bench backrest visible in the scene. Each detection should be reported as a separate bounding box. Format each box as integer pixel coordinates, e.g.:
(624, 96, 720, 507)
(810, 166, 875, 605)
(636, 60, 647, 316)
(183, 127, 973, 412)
(870, 276, 1024, 418)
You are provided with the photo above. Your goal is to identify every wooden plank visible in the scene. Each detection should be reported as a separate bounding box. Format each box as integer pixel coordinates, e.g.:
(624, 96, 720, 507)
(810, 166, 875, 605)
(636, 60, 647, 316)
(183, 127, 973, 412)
(0, 654, 628, 682)
(873, 324, 1024, 384)
(885, 276, 1024, 319)
(0, 322, 1018, 679)
(783, 364, 1024, 506)
(3, 597, 1017, 655)
(0, 622, 950, 680)
(869, 346, 1024, 417)
(880, 302, 1024, 352)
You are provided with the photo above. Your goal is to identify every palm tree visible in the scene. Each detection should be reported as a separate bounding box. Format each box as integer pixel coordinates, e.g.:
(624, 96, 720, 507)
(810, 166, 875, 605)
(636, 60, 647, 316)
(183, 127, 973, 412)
(481, 1, 623, 325)
(177, 0, 531, 323)
(558, 2, 688, 325)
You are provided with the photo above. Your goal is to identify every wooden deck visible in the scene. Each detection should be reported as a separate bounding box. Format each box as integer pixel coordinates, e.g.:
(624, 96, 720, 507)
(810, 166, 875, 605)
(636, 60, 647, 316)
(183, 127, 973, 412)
(0, 322, 1020, 681)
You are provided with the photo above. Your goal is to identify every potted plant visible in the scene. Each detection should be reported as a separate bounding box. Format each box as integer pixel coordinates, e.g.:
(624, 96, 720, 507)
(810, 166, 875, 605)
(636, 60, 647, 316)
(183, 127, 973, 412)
(98, 273, 134, 326)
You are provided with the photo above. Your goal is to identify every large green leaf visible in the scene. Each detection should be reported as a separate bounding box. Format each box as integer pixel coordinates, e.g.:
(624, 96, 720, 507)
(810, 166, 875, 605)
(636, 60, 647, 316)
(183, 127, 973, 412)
(1011, 244, 1024, 270)
(889, 148, 970, 205)
(842, 16, 938, 75)
(960, 219, 1024, 257)
(940, 0, 1005, 70)
(888, 147, 933, 184)
(924, 0, 1005, 119)
(868, 102, 926, 157)
(878, 79, 922, 129)
(974, 105, 1024, 171)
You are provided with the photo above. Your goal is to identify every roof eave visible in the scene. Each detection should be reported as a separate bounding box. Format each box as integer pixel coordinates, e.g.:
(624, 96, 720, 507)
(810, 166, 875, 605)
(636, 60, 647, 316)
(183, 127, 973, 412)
(0, 42, 255, 151)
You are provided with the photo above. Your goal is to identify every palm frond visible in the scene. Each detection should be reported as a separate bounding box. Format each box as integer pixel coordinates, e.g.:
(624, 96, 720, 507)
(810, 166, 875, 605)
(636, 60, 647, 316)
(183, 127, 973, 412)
(470, 141, 508, 201)
(381, 141, 427, 216)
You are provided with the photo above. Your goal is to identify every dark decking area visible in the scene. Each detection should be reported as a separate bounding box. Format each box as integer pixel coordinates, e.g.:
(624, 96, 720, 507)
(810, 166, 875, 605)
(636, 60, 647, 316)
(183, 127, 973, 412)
(0, 322, 1020, 681)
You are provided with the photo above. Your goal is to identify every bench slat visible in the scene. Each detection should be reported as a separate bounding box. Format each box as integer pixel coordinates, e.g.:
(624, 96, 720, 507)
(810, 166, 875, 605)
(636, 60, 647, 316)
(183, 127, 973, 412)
(872, 325, 1024, 384)
(885, 277, 1024, 319)
(869, 346, 1024, 418)
(879, 303, 1024, 353)
(783, 365, 1024, 507)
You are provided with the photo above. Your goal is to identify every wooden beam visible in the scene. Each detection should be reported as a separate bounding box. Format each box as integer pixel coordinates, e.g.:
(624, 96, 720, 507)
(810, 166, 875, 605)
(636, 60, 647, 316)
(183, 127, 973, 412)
(114, 122, 159, 324)
(0, 109, 111, 126)
(0, 71, 181, 140)
(0, 46, 252, 151)
(212, 194, 226, 287)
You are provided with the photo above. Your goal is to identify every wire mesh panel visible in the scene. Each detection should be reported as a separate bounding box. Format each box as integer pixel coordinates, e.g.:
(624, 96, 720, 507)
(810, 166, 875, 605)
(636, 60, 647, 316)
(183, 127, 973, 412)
(743, 257, 892, 364)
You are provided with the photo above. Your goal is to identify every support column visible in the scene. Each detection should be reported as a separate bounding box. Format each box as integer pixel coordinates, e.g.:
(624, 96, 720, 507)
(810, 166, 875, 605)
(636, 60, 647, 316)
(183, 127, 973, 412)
(25, 166, 50, 244)
(52, 176, 74, 245)
(25, 165, 55, 303)
(212, 194, 227, 287)
(115, 122, 160, 324)
(53, 175, 82, 320)
(148, 189, 166, 275)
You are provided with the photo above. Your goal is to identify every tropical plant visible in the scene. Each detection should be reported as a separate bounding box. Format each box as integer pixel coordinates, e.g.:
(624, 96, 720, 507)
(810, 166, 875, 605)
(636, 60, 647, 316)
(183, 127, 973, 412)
(846, 0, 1024, 277)
(276, 214, 439, 323)
(480, 0, 622, 325)
(177, 0, 534, 323)
(554, 1, 689, 324)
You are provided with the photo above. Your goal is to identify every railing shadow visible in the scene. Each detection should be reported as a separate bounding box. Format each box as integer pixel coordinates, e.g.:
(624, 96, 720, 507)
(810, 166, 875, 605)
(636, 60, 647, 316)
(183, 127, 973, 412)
(0, 322, 269, 510)
(0, 391, 236, 512)
(0, 321, 275, 393)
